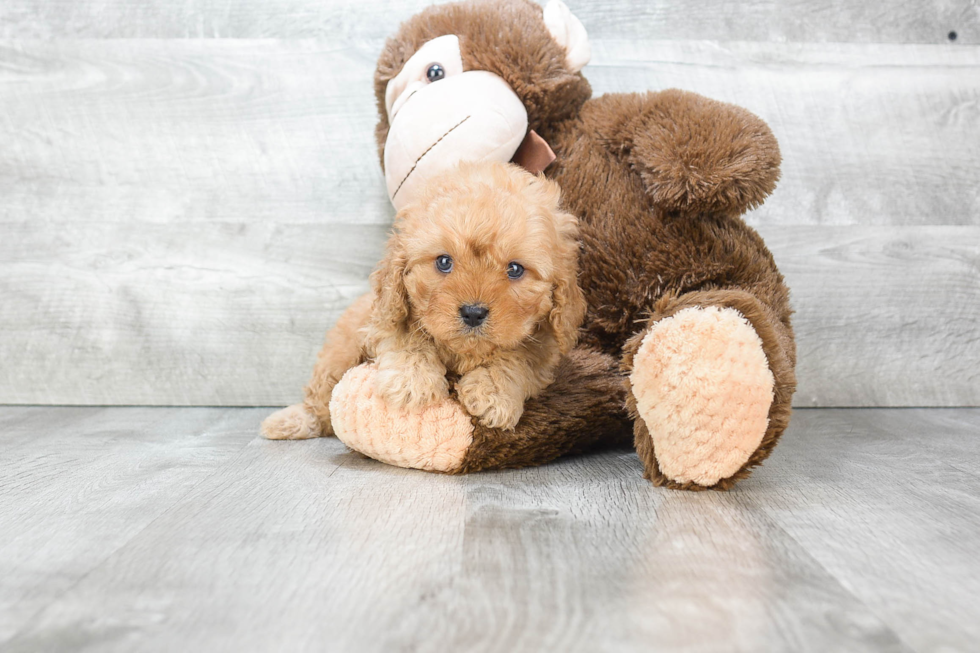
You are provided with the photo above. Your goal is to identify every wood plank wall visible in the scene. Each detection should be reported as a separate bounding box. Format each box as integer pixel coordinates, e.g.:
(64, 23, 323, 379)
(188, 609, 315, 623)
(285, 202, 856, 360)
(1, 1, 977, 406)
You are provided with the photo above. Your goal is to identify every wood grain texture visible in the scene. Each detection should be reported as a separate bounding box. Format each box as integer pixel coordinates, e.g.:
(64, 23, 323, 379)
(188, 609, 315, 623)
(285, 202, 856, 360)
(0, 221, 384, 405)
(1, 406, 469, 652)
(420, 459, 907, 652)
(749, 408, 980, 652)
(0, 40, 393, 226)
(5, 406, 980, 651)
(2, 41, 977, 228)
(0, 406, 261, 642)
(566, 0, 979, 45)
(762, 225, 980, 407)
(0, 0, 976, 43)
(1, 39, 978, 405)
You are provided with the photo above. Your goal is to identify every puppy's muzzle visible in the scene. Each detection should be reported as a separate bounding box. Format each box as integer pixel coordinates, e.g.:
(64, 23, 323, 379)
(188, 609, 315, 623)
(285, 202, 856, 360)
(459, 304, 489, 328)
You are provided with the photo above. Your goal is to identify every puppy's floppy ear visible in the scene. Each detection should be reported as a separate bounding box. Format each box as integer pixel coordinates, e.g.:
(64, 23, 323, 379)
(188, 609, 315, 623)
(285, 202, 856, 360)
(523, 173, 586, 354)
(549, 208, 587, 355)
(369, 233, 411, 336)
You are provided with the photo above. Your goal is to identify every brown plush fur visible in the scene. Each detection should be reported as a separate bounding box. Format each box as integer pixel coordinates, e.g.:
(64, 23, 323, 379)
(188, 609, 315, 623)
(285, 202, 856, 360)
(455, 347, 633, 473)
(374, 0, 797, 487)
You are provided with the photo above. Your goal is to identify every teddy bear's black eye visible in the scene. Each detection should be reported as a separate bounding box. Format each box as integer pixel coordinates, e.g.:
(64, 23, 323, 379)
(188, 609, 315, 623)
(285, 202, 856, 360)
(426, 63, 446, 82)
(435, 254, 453, 273)
(507, 262, 525, 280)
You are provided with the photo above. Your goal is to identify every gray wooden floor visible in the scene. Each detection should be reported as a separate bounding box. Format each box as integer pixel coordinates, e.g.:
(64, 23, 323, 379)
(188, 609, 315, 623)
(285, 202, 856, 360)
(1, 407, 978, 652)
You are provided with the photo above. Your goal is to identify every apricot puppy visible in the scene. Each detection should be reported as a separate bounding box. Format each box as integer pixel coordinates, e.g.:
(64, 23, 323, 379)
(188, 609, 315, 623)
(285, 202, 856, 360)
(262, 160, 585, 439)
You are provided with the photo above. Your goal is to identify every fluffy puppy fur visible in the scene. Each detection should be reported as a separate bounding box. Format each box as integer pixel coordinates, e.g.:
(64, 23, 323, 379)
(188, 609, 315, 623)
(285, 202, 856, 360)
(262, 160, 584, 440)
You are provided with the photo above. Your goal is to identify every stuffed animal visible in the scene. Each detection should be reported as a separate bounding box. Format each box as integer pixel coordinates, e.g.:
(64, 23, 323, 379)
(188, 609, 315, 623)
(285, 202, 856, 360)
(265, 0, 796, 490)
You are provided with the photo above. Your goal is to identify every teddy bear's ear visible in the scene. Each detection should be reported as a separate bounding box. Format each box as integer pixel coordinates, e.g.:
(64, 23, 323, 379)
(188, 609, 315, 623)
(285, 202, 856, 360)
(543, 0, 591, 73)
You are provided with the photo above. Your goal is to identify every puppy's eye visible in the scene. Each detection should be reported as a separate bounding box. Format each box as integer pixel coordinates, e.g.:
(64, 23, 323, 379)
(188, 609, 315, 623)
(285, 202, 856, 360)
(435, 254, 453, 273)
(426, 63, 446, 82)
(506, 262, 525, 280)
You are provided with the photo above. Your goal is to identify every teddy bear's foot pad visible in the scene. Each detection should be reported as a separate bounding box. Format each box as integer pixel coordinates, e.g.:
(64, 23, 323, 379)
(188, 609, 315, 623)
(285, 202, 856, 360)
(329, 364, 474, 472)
(630, 306, 774, 487)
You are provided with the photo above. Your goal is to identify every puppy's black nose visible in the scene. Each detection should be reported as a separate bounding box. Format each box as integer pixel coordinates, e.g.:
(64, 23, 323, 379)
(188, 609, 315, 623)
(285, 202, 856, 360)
(459, 304, 489, 328)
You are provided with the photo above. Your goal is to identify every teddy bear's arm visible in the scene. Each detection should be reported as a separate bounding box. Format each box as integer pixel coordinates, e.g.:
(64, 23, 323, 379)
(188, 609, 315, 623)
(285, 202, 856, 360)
(607, 89, 782, 217)
(452, 347, 633, 473)
(328, 347, 632, 474)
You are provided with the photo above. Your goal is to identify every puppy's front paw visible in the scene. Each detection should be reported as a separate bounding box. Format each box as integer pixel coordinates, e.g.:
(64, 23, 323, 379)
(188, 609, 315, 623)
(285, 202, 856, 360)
(457, 368, 524, 430)
(375, 363, 449, 410)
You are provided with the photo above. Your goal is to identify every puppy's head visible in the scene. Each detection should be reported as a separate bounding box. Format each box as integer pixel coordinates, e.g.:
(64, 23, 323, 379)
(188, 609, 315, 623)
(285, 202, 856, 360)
(371, 160, 585, 357)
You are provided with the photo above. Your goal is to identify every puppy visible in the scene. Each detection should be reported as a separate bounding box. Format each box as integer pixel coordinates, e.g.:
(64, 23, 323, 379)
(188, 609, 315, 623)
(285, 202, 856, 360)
(262, 160, 585, 440)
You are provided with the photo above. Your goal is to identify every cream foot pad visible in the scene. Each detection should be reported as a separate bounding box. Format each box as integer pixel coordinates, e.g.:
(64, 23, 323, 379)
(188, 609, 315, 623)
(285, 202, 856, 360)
(329, 363, 474, 472)
(630, 306, 775, 486)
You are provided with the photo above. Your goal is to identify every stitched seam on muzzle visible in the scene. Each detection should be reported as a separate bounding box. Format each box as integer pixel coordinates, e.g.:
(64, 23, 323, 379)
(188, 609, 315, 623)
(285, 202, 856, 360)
(392, 115, 471, 202)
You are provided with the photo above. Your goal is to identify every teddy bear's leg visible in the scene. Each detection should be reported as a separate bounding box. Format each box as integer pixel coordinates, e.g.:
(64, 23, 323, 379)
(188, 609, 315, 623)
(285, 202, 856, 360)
(261, 292, 373, 440)
(621, 289, 796, 490)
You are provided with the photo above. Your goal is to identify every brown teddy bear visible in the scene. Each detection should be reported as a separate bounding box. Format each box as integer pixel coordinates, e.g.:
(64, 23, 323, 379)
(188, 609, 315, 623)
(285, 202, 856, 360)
(264, 0, 796, 491)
